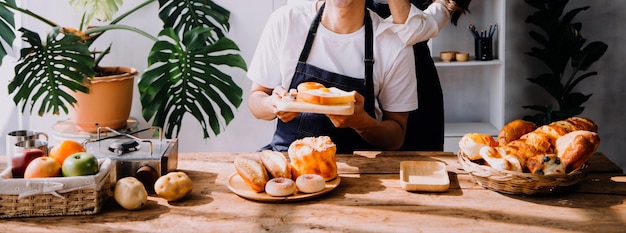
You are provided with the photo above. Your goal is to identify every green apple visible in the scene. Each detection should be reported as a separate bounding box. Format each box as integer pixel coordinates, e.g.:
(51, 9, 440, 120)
(61, 152, 100, 177)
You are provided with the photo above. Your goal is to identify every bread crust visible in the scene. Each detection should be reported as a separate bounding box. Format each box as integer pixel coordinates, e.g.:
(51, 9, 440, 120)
(459, 133, 498, 160)
(288, 136, 338, 181)
(556, 130, 600, 172)
(497, 119, 537, 146)
(233, 157, 269, 193)
(260, 150, 291, 179)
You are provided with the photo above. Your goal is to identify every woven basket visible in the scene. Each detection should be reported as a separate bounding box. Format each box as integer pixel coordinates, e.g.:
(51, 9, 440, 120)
(458, 151, 588, 195)
(0, 158, 113, 218)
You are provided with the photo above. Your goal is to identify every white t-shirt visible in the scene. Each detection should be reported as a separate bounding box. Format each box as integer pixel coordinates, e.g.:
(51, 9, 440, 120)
(247, 2, 418, 119)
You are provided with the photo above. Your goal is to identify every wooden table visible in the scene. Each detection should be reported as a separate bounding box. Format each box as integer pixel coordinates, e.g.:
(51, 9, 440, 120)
(1, 151, 625, 232)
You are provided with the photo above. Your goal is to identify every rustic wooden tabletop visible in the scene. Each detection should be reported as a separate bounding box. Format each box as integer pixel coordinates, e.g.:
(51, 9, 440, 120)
(1, 151, 625, 233)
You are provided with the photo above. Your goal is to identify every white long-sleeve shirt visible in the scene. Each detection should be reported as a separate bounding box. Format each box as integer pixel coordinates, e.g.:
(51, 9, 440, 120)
(287, 0, 451, 45)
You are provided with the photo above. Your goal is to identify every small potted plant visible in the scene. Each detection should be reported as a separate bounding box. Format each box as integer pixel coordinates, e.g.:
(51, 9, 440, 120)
(0, 0, 247, 138)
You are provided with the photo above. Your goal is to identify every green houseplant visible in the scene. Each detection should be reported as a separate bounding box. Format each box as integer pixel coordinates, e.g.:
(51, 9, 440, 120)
(0, 0, 247, 138)
(522, 0, 608, 126)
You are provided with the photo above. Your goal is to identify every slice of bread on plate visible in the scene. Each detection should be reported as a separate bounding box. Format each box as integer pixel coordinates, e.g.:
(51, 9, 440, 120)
(296, 82, 355, 105)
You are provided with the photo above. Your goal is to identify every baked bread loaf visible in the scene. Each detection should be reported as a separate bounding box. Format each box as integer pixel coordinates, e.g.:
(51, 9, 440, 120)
(550, 117, 598, 133)
(497, 119, 537, 146)
(478, 146, 523, 172)
(556, 130, 600, 172)
(461, 117, 600, 174)
(296, 82, 355, 105)
(458, 133, 498, 160)
(259, 150, 291, 179)
(288, 136, 338, 181)
(233, 157, 269, 193)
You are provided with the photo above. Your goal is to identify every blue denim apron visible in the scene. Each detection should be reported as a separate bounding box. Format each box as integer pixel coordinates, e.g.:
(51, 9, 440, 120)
(264, 4, 376, 154)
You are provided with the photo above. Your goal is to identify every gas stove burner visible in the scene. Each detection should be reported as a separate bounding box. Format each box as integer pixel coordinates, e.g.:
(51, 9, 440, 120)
(108, 139, 140, 155)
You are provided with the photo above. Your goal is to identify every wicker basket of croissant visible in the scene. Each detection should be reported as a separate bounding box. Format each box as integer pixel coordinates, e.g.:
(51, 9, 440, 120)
(458, 117, 600, 195)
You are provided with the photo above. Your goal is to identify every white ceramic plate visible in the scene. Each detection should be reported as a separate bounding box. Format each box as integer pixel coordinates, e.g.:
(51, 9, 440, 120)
(227, 173, 340, 202)
(275, 99, 354, 115)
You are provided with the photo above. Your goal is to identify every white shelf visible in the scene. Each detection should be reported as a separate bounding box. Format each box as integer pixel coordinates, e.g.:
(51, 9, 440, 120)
(433, 58, 502, 67)
(434, 0, 505, 151)
(444, 122, 499, 137)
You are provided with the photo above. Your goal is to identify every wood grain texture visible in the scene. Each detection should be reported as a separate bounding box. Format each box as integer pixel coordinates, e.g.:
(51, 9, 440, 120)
(1, 152, 625, 232)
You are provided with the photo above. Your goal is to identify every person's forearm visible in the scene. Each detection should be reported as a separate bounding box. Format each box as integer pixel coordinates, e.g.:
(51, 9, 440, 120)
(388, 0, 411, 24)
(248, 90, 277, 121)
(352, 114, 408, 150)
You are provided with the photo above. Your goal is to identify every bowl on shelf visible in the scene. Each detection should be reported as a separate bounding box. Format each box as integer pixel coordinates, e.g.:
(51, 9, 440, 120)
(456, 52, 470, 62)
(440, 51, 457, 62)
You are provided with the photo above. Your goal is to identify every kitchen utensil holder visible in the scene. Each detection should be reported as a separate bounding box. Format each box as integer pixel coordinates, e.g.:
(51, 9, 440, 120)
(474, 37, 493, 61)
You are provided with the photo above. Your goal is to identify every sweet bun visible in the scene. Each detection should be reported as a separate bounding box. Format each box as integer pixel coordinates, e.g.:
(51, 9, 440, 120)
(556, 130, 600, 172)
(497, 119, 537, 146)
(259, 150, 291, 179)
(288, 136, 338, 181)
(459, 133, 498, 160)
(295, 174, 326, 193)
(296, 82, 355, 105)
(525, 154, 566, 175)
(265, 178, 296, 197)
(233, 157, 269, 193)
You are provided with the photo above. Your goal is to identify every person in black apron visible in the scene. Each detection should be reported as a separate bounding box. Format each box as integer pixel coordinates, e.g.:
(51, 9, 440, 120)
(253, 4, 408, 153)
(367, 0, 471, 151)
(263, 3, 378, 154)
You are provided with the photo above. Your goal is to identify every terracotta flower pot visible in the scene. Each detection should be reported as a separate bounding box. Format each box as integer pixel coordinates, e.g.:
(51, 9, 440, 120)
(70, 66, 138, 133)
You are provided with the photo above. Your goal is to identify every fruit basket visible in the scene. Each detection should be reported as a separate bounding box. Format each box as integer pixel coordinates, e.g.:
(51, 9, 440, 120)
(458, 151, 589, 195)
(0, 158, 113, 218)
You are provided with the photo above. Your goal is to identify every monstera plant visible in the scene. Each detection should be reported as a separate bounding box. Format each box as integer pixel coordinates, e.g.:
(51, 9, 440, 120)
(522, 0, 607, 126)
(0, 0, 247, 138)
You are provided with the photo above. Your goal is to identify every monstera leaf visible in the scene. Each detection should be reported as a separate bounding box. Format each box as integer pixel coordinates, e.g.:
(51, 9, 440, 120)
(69, 0, 124, 23)
(0, 0, 16, 65)
(8, 28, 95, 116)
(158, 0, 230, 40)
(139, 27, 246, 139)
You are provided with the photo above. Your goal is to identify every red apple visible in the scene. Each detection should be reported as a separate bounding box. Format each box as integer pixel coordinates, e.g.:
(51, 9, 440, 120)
(24, 157, 61, 178)
(61, 152, 99, 177)
(12, 149, 45, 178)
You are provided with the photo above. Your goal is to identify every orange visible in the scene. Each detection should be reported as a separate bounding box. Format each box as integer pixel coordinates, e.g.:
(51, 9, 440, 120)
(24, 157, 61, 178)
(49, 140, 86, 165)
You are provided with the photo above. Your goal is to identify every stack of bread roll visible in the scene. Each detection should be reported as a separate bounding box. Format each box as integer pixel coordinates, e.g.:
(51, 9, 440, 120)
(459, 117, 600, 175)
(233, 136, 338, 196)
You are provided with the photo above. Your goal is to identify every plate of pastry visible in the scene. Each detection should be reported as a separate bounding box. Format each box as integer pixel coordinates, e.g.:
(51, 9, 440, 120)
(228, 136, 341, 202)
(275, 82, 355, 115)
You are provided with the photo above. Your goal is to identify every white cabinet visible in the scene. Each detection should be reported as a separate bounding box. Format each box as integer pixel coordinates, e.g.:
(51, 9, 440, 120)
(430, 0, 506, 152)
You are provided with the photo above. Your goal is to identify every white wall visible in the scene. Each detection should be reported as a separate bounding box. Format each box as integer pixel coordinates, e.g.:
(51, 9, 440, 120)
(1, 0, 282, 154)
(2, 0, 625, 172)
